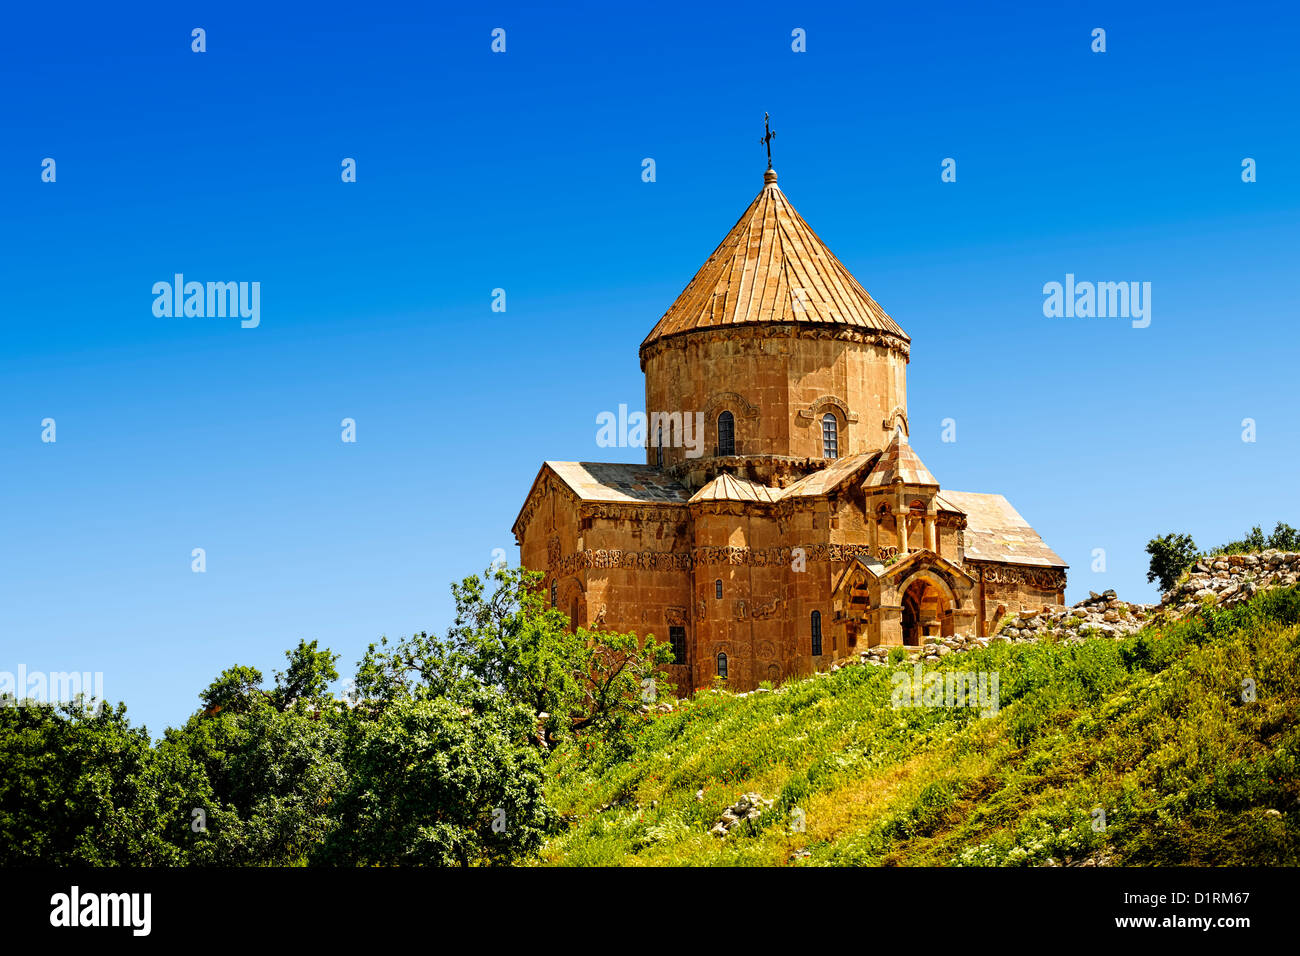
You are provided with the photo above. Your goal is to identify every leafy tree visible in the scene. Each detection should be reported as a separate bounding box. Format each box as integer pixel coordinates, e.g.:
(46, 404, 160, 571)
(1146, 532, 1199, 592)
(0, 567, 680, 867)
(167, 644, 348, 865)
(316, 690, 552, 866)
(1210, 520, 1299, 556)
(1268, 521, 1299, 552)
(352, 565, 674, 751)
(273, 639, 340, 710)
(199, 664, 266, 715)
(0, 700, 199, 865)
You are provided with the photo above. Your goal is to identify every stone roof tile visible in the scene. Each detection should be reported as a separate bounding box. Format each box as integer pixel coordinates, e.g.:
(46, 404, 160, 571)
(941, 490, 1067, 569)
(640, 170, 908, 353)
(544, 461, 690, 504)
(862, 431, 939, 488)
(689, 472, 782, 504)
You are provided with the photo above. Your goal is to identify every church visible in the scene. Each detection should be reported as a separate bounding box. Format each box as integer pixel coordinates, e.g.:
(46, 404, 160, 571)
(512, 156, 1067, 695)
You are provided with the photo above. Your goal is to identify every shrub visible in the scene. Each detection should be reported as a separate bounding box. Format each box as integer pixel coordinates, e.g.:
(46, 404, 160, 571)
(1145, 532, 1199, 592)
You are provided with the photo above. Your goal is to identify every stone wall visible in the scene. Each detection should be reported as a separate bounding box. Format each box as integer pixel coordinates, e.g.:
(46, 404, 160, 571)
(643, 327, 908, 475)
(1160, 550, 1300, 614)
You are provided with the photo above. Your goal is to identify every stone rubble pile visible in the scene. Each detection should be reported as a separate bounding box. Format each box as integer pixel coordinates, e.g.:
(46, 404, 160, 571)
(709, 792, 773, 838)
(999, 589, 1156, 642)
(1159, 550, 1300, 615)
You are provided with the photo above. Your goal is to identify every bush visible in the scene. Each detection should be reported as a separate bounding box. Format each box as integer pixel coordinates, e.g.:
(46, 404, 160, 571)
(1145, 532, 1199, 592)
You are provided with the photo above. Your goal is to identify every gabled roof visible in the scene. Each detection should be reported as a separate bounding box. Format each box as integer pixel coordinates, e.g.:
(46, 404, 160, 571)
(542, 461, 690, 505)
(689, 472, 782, 505)
(780, 451, 880, 498)
(640, 169, 909, 352)
(511, 460, 690, 539)
(862, 430, 939, 488)
(940, 490, 1067, 569)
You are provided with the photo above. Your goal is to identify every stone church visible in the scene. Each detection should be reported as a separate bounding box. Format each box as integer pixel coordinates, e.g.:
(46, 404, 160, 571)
(513, 163, 1067, 694)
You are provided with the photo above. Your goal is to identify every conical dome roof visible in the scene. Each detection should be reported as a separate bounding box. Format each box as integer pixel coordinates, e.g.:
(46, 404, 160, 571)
(863, 428, 939, 488)
(640, 169, 909, 354)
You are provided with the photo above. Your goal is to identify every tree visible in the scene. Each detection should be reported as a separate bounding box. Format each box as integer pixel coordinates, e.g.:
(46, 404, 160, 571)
(1146, 533, 1199, 592)
(168, 646, 349, 865)
(352, 565, 674, 751)
(315, 691, 552, 866)
(273, 639, 340, 710)
(0, 700, 199, 865)
(1268, 521, 1299, 552)
(1209, 520, 1298, 556)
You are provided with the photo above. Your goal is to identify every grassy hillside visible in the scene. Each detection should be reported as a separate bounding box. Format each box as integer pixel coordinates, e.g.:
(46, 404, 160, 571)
(537, 587, 1300, 866)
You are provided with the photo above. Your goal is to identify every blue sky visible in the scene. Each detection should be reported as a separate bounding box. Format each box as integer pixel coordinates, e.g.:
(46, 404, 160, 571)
(2, 0, 1297, 734)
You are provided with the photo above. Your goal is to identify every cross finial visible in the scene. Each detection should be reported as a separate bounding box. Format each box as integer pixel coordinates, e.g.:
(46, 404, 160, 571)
(759, 112, 776, 170)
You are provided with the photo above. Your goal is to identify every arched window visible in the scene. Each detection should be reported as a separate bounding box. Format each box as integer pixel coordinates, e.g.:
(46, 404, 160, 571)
(715, 579, 723, 600)
(717, 411, 735, 456)
(811, 610, 823, 656)
(655, 424, 664, 468)
(716, 652, 728, 679)
(669, 626, 686, 665)
(821, 413, 838, 458)
(550, 580, 557, 608)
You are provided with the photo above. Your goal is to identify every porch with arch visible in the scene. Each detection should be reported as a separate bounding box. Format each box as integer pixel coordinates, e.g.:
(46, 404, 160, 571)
(831, 551, 979, 648)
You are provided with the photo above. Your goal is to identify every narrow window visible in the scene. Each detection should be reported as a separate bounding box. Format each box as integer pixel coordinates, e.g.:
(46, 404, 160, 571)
(656, 424, 664, 468)
(822, 413, 838, 458)
(715, 579, 723, 600)
(716, 652, 728, 679)
(717, 410, 735, 456)
(811, 610, 823, 656)
(669, 626, 687, 665)
(550, 580, 557, 608)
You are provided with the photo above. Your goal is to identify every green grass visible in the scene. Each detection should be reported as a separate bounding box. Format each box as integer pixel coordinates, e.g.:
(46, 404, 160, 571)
(536, 587, 1300, 866)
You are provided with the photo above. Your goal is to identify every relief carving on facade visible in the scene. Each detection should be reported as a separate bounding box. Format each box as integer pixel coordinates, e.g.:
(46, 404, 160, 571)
(638, 324, 910, 367)
(797, 394, 860, 424)
(702, 390, 761, 422)
(972, 562, 1067, 592)
(751, 596, 781, 619)
(554, 548, 695, 575)
(881, 405, 910, 437)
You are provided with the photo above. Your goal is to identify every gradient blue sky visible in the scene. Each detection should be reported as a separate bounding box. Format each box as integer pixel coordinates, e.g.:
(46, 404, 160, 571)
(3, 1, 1297, 735)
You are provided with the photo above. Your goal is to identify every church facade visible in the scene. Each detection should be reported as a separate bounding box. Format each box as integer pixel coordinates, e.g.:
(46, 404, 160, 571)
(513, 165, 1067, 695)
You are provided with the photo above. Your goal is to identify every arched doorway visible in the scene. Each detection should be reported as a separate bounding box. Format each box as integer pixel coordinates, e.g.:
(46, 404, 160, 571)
(901, 577, 952, 646)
